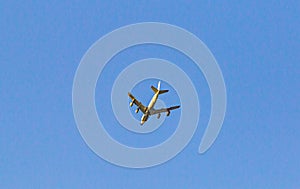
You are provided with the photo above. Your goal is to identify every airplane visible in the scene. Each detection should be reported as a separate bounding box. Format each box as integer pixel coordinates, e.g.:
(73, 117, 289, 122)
(128, 81, 180, 125)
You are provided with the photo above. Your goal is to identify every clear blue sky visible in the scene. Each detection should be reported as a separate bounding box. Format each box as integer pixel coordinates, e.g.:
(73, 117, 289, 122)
(1, 1, 299, 188)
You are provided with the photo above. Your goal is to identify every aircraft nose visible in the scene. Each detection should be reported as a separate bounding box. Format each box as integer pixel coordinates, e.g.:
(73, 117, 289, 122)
(140, 121, 144, 125)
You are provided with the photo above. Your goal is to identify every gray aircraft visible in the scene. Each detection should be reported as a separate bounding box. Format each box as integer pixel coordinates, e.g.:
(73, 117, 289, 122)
(128, 81, 180, 125)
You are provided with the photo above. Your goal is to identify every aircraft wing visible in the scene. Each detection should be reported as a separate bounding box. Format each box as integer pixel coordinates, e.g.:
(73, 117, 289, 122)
(128, 92, 147, 114)
(150, 105, 180, 116)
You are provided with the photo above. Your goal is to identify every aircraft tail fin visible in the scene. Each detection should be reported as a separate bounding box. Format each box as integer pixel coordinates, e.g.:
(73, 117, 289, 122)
(158, 81, 161, 90)
(151, 81, 169, 94)
(151, 86, 169, 94)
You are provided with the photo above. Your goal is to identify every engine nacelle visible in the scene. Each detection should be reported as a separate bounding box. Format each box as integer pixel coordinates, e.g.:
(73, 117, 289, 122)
(157, 113, 161, 119)
(130, 101, 134, 107)
(135, 108, 139, 113)
(166, 111, 170, 116)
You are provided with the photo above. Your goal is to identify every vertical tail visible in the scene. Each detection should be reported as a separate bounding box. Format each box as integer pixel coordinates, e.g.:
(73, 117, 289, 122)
(158, 81, 161, 91)
(151, 81, 169, 94)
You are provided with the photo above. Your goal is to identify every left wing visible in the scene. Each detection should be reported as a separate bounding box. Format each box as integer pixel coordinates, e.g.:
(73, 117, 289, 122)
(150, 105, 180, 116)
(128, 92, 147, 114)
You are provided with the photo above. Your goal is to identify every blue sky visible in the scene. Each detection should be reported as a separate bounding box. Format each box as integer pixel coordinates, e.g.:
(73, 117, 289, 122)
(1, 1, 299, 188)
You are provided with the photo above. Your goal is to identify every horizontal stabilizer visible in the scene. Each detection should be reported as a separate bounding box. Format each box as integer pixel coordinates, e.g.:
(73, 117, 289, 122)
(151, 86, 169, 94)
(151, 86, 158, 93)
(159, 90, 169, 94)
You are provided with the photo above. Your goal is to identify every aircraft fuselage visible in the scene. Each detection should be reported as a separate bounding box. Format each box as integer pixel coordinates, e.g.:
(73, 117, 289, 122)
(141, 92, 159, 125)
(147, 93, 159, 111)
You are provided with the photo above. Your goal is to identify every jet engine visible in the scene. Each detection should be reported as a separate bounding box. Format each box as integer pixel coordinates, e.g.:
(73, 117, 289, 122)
(135, 108, 139, 113)
(166, 111, 170, 116)
(157, 113, 161, 119)
(130, 101, 134, 107)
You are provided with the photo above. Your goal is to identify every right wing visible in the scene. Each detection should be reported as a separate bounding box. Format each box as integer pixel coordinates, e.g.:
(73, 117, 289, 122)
(128, 92, 147, 114)
(150, 105, 180, 116)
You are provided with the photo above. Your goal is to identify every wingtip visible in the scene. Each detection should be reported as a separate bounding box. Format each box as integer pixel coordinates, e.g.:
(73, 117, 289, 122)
(128, 92, 133, 98)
